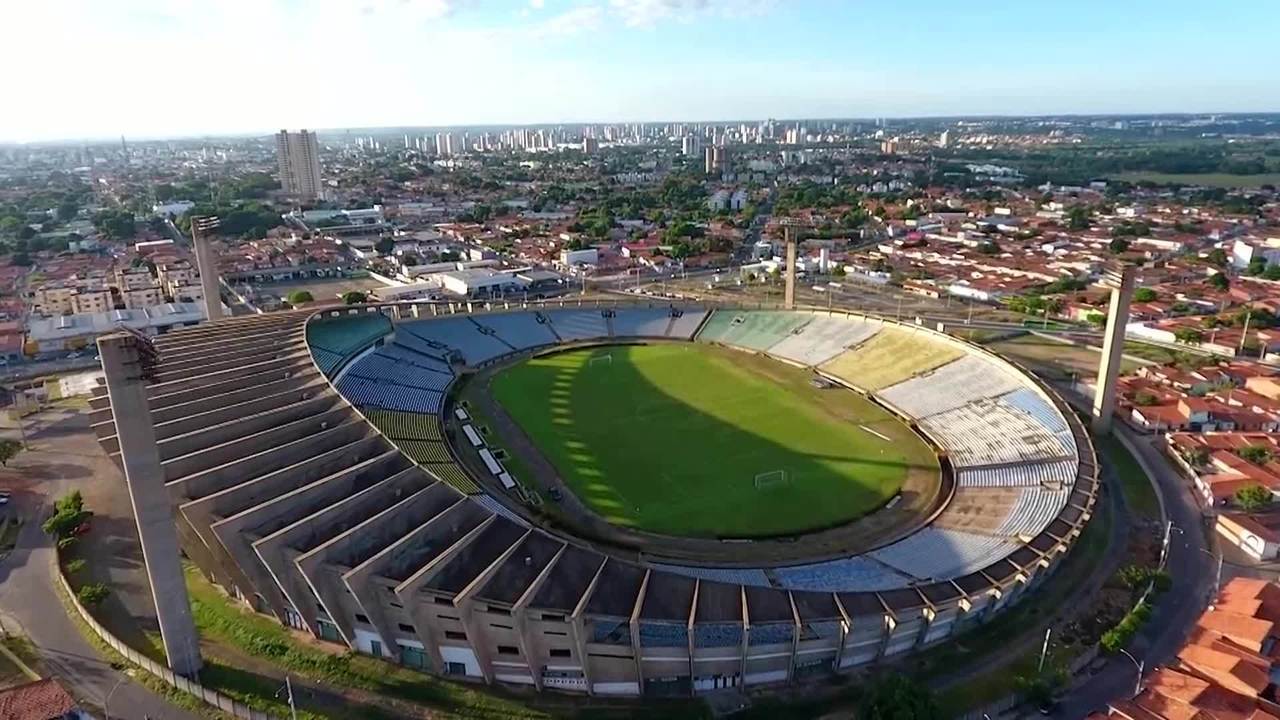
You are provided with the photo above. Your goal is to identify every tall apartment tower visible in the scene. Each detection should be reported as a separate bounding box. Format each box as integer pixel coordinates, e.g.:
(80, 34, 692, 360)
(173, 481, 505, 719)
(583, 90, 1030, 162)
(275, 129, 323, 201)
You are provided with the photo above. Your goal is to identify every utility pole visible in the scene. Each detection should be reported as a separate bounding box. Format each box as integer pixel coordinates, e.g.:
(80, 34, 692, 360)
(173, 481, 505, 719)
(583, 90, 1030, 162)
(1238, 305, 1252, 355)
(1038, 626, 1052, 673)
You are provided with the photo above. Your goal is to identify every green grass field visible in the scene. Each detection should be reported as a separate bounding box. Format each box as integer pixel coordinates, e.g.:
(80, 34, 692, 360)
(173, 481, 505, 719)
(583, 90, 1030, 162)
(1110, 172, 1280, 189)
(491, 344, 936, 538)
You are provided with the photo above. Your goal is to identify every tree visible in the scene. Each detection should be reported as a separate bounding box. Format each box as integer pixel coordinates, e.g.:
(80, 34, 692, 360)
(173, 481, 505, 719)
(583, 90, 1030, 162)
(1133, 288, 1157, 303)
(976, 240, 1000, 255)
(56, 201, 79, 222)
(42, 490, 88, 539)
(1183, 447, 1209, 467)
(1239, 445, 1273, 465)
(1207, 248, 1229, 267)
(1247, 258, 1268, 277)
(1133, 391, 1159, 406)
(374, 237, 395, 255)
(1173, 327, 1204, 345)
(286, 290, 314, 305)
(7, 252, 28, 267)
(1086, 312, 1106, 328)
(1066, 205, 1092, 231)
(341, 291, 367, 305)
(858, 676, 942, 720)
(1108, 237, 1131, 254)
(1208, 272, 1229, 291)
(92, 209, 136, 240)
(1235, 485, 1273, 512)
(65, 559, 86, 575)
(77, 583, 110, 607)
(0, 439, 21, 466)
(1264, 265, 1280, 282)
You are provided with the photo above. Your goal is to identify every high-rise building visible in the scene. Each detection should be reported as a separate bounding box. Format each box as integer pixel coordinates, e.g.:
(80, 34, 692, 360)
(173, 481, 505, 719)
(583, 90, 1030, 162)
(704, 146, 726, 175)
(275, 130, 323, 201)
(581, 137, 599, 154)
(681, 135, 701, 157)
(938, 130, 950, 148)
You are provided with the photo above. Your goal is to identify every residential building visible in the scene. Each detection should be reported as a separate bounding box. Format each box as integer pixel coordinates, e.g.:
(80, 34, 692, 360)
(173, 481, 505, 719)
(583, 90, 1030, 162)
(276, 129, 324, 200)
(1098, 578, 1280, 720)
(0, 678, 87, 720)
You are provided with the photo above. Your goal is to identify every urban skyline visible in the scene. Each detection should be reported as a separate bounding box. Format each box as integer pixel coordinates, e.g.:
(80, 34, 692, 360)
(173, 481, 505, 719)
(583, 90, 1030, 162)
(3, 0, 1278, 142)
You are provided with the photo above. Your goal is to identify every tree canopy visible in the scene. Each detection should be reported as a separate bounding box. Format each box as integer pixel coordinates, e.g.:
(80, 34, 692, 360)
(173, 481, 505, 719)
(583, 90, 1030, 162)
(1236, 484, 1272, 511)
(857, 676, 942, 720)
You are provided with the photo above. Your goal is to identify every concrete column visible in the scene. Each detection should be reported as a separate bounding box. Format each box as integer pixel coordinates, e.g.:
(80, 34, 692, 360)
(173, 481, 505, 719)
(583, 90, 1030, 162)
(1091, 265, 1136, 435)
(97, 333, 203, 677)
(193, 230, 224, 322)
(784, 237, 797, 310)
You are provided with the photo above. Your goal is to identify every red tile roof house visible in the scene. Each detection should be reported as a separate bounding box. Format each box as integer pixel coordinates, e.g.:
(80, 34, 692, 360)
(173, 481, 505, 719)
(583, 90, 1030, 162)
(0, 679, 87, 720)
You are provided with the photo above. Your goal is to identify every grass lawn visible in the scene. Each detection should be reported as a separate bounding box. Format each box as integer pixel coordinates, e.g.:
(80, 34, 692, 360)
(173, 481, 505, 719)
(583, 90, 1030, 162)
(1110, 172, 1280, 189)
(490, 343, 936, 538)
(1097, 435, 1161, 522)
(184, 566, 709, 720)
(987, 334, 1144, 381)
(1122, 341, 1217, 370)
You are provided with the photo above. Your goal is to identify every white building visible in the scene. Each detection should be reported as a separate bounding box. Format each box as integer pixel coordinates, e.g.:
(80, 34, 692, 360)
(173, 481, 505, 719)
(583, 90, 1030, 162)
(276, 129, 323, 200)
(152, 200, 195, 218)
(1231, 238, 1280, 269)
(559, 248, 599, 267)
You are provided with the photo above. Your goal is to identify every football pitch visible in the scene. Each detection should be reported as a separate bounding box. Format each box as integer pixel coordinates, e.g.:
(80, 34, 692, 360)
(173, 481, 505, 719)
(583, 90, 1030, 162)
(490, 343, 938, 538)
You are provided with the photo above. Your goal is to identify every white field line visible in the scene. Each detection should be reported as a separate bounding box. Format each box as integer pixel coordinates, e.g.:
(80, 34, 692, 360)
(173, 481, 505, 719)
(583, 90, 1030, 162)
(859, 425, 892, 442)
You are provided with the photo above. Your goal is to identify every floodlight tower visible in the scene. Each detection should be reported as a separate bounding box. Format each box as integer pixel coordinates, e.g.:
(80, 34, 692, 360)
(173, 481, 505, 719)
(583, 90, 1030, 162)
(1091, 264, 1137, 435)
(778, 218, 807, 310)
(190, 215, 224, 322)
(96, 330, 203, 677)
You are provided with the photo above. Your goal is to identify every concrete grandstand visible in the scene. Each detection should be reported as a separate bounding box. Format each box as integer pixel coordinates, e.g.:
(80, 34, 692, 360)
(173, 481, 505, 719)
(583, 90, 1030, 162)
(91, 300, 1097, 697)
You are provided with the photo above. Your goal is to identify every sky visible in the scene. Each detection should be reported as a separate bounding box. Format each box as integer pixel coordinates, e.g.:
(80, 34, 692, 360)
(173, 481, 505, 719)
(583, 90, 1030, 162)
(2, 0, 1278, 143)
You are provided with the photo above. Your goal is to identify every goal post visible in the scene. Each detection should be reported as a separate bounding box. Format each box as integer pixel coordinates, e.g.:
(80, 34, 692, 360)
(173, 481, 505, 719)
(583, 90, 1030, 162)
(587, 353, 613, 369)
(753, 469, 789, 490)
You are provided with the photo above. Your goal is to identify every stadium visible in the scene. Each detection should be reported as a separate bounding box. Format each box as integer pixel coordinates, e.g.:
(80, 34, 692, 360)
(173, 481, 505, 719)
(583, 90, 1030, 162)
(91, 300, 1097, 696)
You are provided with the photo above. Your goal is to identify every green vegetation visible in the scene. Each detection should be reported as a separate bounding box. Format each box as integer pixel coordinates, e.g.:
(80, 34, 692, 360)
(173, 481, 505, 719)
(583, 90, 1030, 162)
(492, 344, 934, 537)
(1235, 484, 1273, 511)
(42, 490, 89, 540)
(76, 582, 111, 607)
(185, 566, 706, 719)
(1097, 435, 1160, 521)
(1238, 445, 1273, 465)
(0, 439, 21, 466)
(287, 290, 315, 305)
(1110, 172, 1280, 189)
(341, 291, 367, 305)
(1101, 601, 1152, 654)
(857, 676, 941, 719)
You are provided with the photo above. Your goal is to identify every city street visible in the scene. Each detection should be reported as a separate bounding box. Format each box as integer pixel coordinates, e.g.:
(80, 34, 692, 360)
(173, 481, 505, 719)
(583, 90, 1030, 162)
(1051, 424, 1216, 718)
(0, 410, 195, 719)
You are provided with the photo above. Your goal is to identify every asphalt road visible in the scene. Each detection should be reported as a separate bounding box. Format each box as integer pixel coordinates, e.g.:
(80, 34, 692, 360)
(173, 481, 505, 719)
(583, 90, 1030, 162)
(1050, 423, 1215, 718)
(0, 454, 198, 719)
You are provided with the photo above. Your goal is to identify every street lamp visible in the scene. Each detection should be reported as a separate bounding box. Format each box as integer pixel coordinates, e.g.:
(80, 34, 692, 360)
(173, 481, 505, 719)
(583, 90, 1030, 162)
(1118, 648, 1144, 698)
(103, 676, 126, 720)
(1199, 547, 1224, 597)
(1159, 521, 1184, 569)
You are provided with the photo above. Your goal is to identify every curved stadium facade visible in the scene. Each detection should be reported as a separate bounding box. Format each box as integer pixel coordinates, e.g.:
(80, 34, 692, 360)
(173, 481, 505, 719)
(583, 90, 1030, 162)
(92, 301, 1097, 695)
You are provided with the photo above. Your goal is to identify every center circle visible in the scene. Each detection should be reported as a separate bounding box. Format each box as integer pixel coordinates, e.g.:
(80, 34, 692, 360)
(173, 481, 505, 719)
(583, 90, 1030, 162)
(485, 342, 939, 540)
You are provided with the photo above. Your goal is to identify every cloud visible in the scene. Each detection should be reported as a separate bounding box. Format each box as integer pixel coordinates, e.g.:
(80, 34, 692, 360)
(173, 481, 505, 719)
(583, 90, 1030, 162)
(355, 0, 459, 20)
(608, 0, 771, 27)
(530, 5, 604, 36)
(529, 0, 545, 8)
